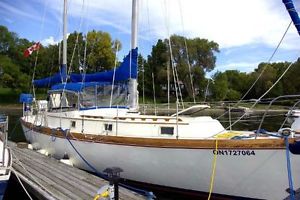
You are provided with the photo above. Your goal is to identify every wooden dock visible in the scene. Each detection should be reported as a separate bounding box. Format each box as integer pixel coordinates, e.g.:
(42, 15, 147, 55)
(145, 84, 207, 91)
(9, 141, 145, 200)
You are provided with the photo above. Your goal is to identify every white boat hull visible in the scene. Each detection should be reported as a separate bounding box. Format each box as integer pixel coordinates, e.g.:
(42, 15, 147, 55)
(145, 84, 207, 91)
(22, 123, 300, 200)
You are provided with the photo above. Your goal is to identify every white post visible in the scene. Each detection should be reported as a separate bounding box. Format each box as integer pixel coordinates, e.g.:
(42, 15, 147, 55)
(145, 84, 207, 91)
(128, 0, 139, 111)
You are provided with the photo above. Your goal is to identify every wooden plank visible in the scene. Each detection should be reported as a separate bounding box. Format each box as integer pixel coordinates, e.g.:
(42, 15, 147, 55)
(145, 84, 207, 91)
(13, 147, 101, 190)
(14, 156, 91, 200)
(10, 141, 145, 200)
(13, 163, 71, 200)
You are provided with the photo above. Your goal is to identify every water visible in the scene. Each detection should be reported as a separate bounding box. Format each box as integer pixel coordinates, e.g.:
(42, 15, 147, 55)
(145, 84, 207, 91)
(0, 107, 289, 200)
(0, 107, 25, 143)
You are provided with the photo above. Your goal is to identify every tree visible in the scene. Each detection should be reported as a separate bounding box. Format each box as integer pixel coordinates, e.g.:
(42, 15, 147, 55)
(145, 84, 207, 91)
(0, 26, 17, 55)
(168, 35, 219, 99)
(211, 72, 228, 101)
(146, 35, 219, 100)
(86, 30, 122, 72)
(0, 55, 30, 91)
(251, 63, 284, 98)
(147, 39, 169, 98)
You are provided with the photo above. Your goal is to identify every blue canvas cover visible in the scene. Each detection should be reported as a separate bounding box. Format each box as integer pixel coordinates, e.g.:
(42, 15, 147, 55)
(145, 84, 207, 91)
(19, 93, 33, 103)
(283, 0, 300, 35)
(70, 48, 138, 83)
(33, 65, 67, 88)
(50, 82, 110, 92)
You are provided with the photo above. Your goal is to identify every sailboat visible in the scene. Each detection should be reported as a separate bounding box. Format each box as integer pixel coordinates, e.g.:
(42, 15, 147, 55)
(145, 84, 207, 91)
(0, 116, 12, 200)
(20, 0, 300, 199)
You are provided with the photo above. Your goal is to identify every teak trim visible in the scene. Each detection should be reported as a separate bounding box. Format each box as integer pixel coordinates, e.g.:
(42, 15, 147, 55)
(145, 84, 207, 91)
(21, 119, 295, 149)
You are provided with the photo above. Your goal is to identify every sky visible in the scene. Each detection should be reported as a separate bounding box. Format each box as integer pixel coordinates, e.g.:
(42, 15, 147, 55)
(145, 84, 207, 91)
(1, 0, 300, 77)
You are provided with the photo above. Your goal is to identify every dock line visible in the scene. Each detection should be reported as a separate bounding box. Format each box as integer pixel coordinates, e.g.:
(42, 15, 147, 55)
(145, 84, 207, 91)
(208, 139, 218, 200)
(61, 128, 155, 199)
(11, 168, 33, 200)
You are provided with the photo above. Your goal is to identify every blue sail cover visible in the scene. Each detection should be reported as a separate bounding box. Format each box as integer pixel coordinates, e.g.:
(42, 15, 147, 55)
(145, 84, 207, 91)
(283, 0, 300, 36)
(70, 48, 138, 83)
(33, 65, 67, 88)
(51, 82, 110, 92)
(19, 93, 33, 103)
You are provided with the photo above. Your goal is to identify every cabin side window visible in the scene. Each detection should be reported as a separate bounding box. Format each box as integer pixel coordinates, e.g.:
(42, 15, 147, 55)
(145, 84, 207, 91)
(71, 121, 76, 128)
(104, 124, 113, 131)
(48, 91, 78, 111)
(160, 127, 174, 135)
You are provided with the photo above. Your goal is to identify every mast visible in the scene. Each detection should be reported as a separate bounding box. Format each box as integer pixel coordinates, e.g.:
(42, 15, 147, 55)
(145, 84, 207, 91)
(62, 0, 68, 82)
(128, 0, 139, 110)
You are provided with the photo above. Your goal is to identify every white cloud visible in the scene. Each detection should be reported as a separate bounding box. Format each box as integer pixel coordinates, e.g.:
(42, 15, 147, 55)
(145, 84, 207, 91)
(41, 33, 72, 46)
(217, 62, 260, 72)
(41, 36, 58, 46)
(42, 0, 300, 50)
(206, 61, 260, 78)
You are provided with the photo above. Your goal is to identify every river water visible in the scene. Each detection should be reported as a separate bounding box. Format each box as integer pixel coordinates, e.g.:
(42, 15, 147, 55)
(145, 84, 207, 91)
(0, 107, 290, 200)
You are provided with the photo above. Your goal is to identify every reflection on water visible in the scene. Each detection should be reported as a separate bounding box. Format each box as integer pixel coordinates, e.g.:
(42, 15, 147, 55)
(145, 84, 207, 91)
(201, 110, 288, 132)
(0, 107, 25, 142)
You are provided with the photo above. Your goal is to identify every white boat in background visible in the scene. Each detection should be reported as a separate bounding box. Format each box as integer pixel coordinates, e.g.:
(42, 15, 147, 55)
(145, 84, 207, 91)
(287, 109, 300, 133)
(20, 0, 300, 199)
(287, 109, 300, 118)
(0, 116, 12, 200)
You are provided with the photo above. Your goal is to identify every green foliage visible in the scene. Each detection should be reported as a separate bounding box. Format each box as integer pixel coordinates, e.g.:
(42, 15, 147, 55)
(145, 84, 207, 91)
(0, 26, 122, 94)
(86, 30, 121, 72)
(0, 55, 30, 91)
(0, 24, 299, 104)
(0, 26, 17, 55)
(211, 72, 228, 100)
(142, 35, 219, 100)
(0, 87, 19, 104)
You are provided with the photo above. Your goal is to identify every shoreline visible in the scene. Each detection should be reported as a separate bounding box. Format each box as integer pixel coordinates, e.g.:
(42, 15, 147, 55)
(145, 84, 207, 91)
(0, 103, 289, 114)
(0, 104, 22, 110)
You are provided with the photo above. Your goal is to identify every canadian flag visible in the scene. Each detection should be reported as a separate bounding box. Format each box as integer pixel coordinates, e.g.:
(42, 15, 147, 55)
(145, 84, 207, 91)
(24, 42, 41, 57)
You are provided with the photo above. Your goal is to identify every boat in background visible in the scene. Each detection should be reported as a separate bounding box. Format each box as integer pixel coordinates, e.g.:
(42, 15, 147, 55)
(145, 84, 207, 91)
(19, 0, 300, 199)
(0, 115, 12, 200)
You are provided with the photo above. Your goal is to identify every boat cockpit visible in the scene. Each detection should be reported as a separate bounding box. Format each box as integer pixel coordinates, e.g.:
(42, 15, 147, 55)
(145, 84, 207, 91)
(47, 82, 129, 112)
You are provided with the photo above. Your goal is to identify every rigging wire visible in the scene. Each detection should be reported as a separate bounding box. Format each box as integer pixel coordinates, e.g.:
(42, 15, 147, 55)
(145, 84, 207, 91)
(57, 0, 64, 82)
(80, 1, 91, 86)
(152, 72, 157, 115)
(11, 168, 33, 200)
(225, 59, 298, 132)
(163, 0, 181, 108)
(67, 0, 86, 76)
(144, 0, 150, 113)
(110, 42, 119, 107)
(164, 0, 184, 109)
(178, 0, 196, 103)
(280, 99, 300, 129)
(167, 61, 170, 111)
(216, 21, 293, 120)
(31, 0, 49, 102)
(142, 61, 146, 114)
(11, 150, 49, 200)
(59, 0, 86, 127)
(174, 62, 185, 109)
